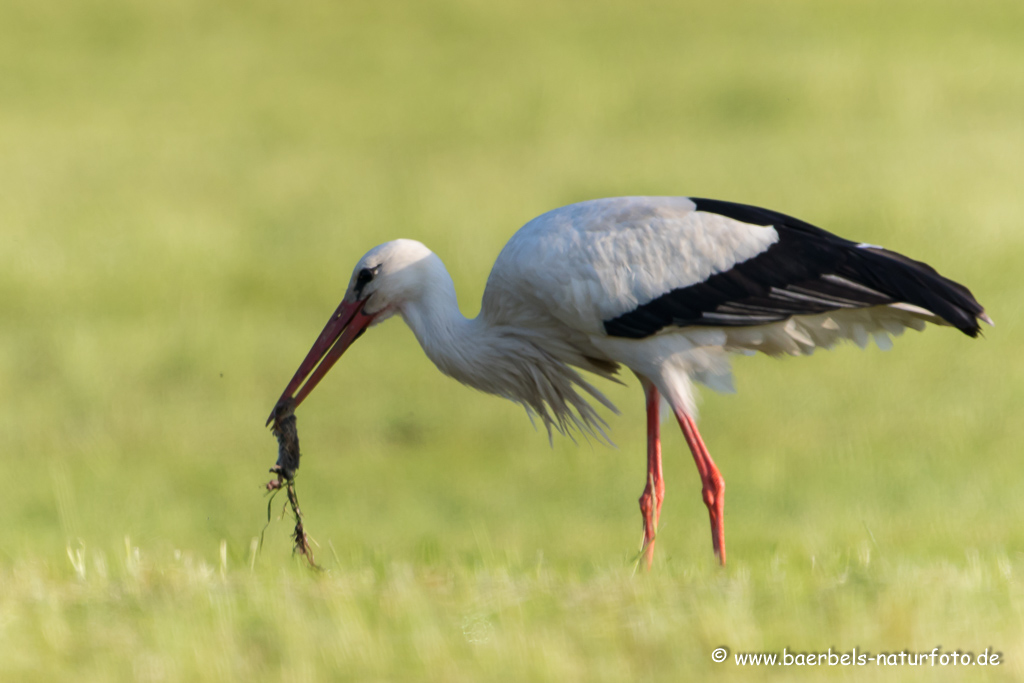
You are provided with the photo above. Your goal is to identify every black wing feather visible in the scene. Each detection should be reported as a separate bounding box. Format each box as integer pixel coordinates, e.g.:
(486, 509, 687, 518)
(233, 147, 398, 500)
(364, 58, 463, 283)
(604, 198, 986, 339)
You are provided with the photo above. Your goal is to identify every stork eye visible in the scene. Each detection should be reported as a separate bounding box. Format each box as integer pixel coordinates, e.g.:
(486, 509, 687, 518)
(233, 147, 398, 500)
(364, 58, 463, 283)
(354, 266, 378, 298)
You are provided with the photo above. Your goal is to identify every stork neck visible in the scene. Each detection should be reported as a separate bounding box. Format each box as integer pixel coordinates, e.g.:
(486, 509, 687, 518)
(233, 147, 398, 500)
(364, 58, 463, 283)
(396, 266, 493, 382)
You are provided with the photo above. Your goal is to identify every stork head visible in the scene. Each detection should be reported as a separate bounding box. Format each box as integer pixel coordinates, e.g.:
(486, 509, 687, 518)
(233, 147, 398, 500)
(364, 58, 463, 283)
(267, 239, 437, 424)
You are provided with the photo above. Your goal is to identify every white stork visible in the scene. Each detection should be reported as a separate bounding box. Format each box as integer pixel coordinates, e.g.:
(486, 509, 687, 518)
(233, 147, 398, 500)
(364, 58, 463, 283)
(269, 196, 990, 567)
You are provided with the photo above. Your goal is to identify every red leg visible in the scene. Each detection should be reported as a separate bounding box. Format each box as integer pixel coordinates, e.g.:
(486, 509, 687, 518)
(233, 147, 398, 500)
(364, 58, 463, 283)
(639, 381, 665, 569)
(675, 408, 726, 565)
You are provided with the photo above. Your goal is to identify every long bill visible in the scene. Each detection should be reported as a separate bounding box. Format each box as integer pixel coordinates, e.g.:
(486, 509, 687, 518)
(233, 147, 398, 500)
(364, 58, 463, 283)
(267, 299, 376, 426)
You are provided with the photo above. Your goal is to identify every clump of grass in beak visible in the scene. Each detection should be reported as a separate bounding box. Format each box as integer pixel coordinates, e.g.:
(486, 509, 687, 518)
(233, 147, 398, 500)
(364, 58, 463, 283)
(262, 401, 320, 570)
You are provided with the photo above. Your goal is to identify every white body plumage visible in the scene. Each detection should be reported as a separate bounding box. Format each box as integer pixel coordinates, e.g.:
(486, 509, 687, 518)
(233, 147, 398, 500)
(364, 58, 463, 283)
(368, 197, 962, 432)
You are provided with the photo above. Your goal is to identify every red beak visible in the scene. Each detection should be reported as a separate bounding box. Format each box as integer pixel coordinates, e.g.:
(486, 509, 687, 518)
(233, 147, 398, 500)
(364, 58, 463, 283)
(267, 299, 376, 425)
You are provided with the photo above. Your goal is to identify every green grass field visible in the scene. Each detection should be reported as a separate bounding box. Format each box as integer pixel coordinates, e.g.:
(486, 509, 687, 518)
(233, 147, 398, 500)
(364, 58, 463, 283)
(1, 0, 1022, 679)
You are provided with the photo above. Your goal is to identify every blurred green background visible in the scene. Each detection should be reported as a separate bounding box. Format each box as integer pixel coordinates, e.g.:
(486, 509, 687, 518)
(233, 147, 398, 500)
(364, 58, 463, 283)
(1, 0, 1022, 679)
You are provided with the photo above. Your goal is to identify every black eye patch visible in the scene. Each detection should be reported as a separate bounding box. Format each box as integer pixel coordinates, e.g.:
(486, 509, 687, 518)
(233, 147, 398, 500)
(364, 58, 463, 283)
(354, 266, 379, 298)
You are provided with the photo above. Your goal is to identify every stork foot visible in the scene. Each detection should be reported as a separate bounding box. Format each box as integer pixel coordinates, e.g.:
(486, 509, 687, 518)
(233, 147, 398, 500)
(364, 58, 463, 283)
(638, 473, 662, 569)
(702, 469, 726, 565)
